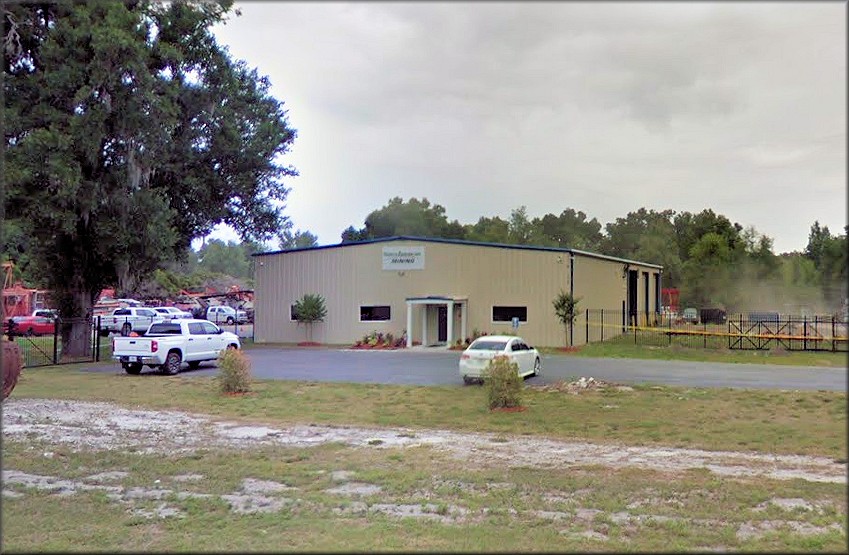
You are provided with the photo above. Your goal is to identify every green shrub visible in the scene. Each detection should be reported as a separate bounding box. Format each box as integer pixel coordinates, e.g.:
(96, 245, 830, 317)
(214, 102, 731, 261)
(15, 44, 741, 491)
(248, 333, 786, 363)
(483, 355, 523, 409)
(216, 348, 252, 394)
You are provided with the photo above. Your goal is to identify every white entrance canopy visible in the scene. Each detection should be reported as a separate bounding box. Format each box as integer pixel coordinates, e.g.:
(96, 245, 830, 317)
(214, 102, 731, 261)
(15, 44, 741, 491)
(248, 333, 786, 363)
(405, 296, 468, 348)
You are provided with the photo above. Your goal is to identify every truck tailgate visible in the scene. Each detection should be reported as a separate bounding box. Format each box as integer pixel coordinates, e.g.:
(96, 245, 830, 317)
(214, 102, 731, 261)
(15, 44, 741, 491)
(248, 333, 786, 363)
(113, 338, 156, 356)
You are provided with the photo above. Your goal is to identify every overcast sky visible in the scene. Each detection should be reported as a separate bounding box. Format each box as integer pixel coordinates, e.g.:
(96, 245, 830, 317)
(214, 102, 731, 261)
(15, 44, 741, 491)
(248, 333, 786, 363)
(207, 1, 846, 254)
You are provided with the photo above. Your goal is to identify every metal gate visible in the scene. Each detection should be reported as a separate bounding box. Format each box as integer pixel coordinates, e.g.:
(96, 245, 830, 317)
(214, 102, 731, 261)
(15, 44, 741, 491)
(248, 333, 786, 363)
(3, 317, 102, 368)
(728, 315, 847, 352)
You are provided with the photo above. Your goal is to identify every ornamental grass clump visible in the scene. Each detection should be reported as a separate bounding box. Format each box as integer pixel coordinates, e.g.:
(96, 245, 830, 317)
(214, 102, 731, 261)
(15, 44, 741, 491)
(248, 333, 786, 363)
(483, 355, 523, 410)
(217, 348, 252, 394)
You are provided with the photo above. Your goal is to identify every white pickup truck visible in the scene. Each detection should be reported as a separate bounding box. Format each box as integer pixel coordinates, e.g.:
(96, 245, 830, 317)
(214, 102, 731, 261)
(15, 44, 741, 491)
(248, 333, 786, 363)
(101, 307, 164, 336)
(112, 319, 241, 375)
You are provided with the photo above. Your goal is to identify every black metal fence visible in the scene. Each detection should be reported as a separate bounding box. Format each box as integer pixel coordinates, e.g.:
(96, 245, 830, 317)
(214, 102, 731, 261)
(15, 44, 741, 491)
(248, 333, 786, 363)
(581, 309, 849, 352)
(3, 317, 104, 368)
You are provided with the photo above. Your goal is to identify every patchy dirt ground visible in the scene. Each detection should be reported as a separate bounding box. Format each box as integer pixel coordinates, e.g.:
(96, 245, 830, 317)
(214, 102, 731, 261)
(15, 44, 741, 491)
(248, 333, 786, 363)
(3, 397, 845, 483)
(2, 397, 847, 546)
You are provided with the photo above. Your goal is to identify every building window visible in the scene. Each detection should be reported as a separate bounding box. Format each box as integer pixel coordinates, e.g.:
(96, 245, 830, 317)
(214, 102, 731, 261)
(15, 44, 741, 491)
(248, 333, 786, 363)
(360, 305, 391, 322)
(492, 306, 527, 322)
(290, 304, 297, 321)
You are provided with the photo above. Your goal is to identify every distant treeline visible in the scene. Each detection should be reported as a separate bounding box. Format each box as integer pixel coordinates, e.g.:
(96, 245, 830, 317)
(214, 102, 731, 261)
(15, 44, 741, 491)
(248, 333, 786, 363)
(339, 197, 847, 315)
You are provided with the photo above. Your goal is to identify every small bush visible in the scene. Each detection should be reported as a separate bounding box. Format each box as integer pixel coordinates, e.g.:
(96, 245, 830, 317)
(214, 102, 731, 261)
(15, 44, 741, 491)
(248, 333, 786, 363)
(483, 355, 523, 409)
(217, 348, 252, 394)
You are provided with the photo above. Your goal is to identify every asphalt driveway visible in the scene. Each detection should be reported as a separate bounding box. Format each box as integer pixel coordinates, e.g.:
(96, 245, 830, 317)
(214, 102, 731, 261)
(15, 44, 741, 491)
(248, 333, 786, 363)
(84, 347, 848, 391)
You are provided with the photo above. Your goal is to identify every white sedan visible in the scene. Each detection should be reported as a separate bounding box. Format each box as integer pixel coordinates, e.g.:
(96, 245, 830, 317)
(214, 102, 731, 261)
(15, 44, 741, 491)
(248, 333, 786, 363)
(459, 335, 541, 385)
(151, 306, 194, 320)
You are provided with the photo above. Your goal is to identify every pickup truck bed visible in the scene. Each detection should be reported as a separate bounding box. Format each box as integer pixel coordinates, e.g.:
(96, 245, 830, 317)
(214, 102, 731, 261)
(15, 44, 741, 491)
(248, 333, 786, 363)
(112, 319, 240, 375)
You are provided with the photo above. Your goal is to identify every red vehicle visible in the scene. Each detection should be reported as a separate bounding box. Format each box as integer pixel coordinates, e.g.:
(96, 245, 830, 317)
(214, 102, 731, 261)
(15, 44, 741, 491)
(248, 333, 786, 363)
(5, 315, 56, 337)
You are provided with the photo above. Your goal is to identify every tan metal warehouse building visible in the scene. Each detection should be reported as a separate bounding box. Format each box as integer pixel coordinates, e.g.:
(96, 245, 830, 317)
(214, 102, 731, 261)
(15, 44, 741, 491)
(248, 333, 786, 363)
(253, 236, 662, 348)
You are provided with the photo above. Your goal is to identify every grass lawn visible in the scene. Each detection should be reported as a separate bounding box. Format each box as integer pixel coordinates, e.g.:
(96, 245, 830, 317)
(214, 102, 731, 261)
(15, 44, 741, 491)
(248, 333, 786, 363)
(2, 366, 846, 552)
(541, 341, 849, 367)
(8, 365, 847, 459)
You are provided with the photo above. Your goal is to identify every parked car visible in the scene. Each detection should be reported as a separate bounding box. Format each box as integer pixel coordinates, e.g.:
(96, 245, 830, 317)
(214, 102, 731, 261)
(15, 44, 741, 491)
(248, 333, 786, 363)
(459, 335, 541, 385)
(5, 315, 55, 337)
(31, 309, 58, 319)
(100, 307, 164, 336)
(206, 305, 248, 325)
(681, 308, 699, 324)
(700, 308, 727, 325)
(151, 306, 193, 320)
(112, 319, 240, 375)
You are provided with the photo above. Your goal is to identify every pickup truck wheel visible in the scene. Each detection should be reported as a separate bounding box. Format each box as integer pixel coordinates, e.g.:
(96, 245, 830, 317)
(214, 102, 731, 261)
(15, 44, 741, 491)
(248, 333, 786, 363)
(187, 361, 201, 369)
(121, 323, 132, 336)
(162, 351, 181, 375)
(124, 363, 143, 375)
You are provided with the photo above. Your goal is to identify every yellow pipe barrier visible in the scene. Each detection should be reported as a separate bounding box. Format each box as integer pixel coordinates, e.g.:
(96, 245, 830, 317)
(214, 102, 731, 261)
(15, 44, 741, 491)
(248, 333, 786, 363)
(582, 319, 848, 342)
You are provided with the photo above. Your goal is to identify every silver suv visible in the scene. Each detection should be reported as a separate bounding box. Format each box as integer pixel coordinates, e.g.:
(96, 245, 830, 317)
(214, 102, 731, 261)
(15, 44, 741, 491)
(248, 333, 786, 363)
(206, 305, 248, 325)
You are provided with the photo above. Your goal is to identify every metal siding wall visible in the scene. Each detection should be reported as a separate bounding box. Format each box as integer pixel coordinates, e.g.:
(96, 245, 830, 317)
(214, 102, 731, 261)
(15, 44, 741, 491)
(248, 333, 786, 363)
(254, 240, 661, 347)
(571, 255, 626, 345)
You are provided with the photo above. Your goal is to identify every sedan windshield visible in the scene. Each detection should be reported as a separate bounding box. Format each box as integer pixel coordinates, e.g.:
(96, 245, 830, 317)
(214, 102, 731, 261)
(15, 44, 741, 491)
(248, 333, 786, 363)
(468, 340, 508, 351)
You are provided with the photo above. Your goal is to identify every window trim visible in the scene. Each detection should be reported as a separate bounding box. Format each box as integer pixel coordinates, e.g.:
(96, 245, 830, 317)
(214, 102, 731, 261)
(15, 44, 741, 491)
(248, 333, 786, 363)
(491, 305, 528, 324)
(359, 304, 392, 323)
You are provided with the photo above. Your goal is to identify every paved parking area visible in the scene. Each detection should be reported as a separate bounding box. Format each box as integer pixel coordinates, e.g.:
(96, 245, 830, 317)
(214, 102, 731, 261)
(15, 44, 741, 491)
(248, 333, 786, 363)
(83, 346, 847, 391)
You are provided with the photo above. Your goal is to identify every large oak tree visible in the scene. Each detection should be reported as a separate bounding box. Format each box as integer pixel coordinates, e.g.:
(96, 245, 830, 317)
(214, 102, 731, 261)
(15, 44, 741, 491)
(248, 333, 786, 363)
(4, 1, 297, 352)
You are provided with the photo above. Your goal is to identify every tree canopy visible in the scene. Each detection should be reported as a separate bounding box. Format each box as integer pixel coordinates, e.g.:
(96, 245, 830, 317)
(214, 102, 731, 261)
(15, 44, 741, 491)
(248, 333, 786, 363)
(338, 198, 847, 315)
(341, 197, 464, 242)
(3, 0, 297, 324)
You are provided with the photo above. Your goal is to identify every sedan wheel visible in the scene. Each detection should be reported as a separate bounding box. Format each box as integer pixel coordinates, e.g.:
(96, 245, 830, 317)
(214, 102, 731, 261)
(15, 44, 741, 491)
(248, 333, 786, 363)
(532, 357, 541, 377)
(226, 316, 234, 325)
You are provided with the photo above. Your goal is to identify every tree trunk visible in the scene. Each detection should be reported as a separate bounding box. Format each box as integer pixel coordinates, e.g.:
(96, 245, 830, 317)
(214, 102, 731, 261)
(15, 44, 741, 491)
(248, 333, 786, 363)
(60, 290, 94, 358)
(115, 259, 136, 298)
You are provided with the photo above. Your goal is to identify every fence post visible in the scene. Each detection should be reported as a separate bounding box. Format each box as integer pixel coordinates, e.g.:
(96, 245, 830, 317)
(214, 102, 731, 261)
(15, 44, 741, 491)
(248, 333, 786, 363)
(727, 316, 731, 349)
(814, 315, 818, 352)
(832, 316, 836, 353)
(585, 309, 589, 345)
(601, 309, 604, 343)
(803, 316, 807, 351)
(53, 319, 59, 364)
(703, 320, 706, 349)
(95, 316, 101, 362)
(622, 301, 626, 333)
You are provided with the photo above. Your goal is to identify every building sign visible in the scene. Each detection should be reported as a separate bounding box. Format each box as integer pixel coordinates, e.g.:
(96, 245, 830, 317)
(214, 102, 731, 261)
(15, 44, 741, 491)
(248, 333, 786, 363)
(382, 246, 425, 270)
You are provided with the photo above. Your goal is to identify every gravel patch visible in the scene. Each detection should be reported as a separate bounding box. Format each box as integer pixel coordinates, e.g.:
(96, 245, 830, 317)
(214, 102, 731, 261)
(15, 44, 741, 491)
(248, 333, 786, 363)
(753, 497, 819, 512)
(325, 482, 384, 496)
(172, 473, 204, 482)
(3, 398, 845, 484)
(85, 471, 130, 483)
(736, 520, 843, 541)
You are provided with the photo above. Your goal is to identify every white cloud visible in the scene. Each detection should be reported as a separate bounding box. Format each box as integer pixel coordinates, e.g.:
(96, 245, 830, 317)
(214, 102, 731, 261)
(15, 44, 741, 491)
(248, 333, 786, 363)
(209, 1, 846, 254)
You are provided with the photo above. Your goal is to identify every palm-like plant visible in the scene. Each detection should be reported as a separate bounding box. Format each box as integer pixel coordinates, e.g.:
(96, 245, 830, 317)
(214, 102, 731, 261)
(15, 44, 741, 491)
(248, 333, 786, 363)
(293, 294, 327, 342)
(553, 290, 580, 347)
